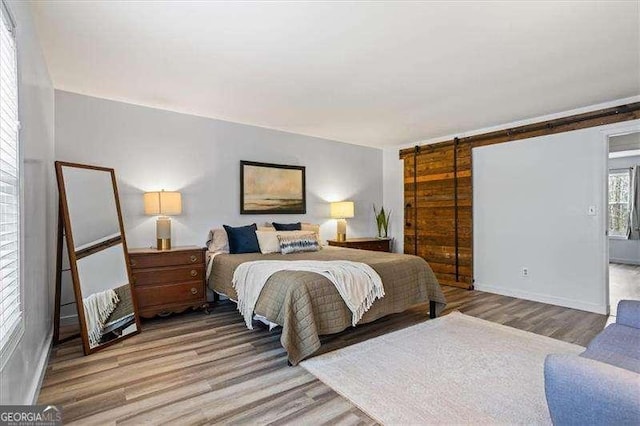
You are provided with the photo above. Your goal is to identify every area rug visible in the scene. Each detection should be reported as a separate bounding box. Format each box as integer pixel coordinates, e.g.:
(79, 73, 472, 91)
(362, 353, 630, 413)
(300, 311, 583, 425)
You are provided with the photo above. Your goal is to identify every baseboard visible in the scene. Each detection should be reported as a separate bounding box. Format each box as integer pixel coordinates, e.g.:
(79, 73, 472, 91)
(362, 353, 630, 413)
(25, 327, 53, 404)
(473, 283, 607, 315)
(60, 314, 78, 325)
(610, 258, 640, 266)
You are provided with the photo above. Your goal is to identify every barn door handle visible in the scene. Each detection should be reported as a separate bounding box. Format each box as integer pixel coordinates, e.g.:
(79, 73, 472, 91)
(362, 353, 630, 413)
(405, 202, 412, 227)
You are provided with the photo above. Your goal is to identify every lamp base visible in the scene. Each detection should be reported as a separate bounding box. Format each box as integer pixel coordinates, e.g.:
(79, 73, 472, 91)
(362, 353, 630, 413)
(156, 216, 172, 250)
(157, 238, 171, 250)
(336, 219, 347, 242)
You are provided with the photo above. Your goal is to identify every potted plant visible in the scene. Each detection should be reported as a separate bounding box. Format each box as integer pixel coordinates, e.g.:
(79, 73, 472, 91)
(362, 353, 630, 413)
(373, 205, 391, 238)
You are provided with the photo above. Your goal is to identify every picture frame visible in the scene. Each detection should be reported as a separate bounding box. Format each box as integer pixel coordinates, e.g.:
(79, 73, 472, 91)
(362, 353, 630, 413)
(240, 160, 306, 214)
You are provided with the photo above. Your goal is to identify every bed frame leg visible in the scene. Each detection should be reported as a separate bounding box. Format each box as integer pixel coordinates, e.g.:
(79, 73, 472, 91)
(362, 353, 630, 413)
(429, 300, 437, 319)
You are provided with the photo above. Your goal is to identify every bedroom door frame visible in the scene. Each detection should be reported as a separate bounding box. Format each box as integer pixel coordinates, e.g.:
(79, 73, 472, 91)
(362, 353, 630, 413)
(601, 122, 640, 316)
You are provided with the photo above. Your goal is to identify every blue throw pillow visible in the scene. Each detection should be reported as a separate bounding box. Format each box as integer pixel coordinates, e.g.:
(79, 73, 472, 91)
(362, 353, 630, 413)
(223, 224, 260, 254)
(272, 222, 301, 231)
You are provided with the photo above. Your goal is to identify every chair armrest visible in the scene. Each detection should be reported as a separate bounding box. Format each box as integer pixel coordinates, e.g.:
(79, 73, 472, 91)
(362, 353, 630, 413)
(544, 354, 640, 425)
(617, 300, 640, 329)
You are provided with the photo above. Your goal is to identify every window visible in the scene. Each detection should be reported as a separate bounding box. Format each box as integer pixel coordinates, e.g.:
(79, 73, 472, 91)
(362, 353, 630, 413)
(0, 0, 20, 357)
(608, 169, 632, 237)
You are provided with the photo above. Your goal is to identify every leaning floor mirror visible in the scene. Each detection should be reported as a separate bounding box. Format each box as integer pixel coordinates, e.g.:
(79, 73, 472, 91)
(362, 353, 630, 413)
(55, 161, 141, 355)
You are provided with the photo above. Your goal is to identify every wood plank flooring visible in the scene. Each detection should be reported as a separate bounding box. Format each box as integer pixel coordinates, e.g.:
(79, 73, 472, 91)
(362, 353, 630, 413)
(39, 287, 607, 425)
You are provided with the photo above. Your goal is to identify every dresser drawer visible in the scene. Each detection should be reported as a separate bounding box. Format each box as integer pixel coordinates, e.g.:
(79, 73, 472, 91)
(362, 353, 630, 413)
(129, 250, 204, 269)
(133, 265, 204, 286)
(135, 281, 204, 308)
(355, 241, 389, 252)
(328, 239, 390, 252)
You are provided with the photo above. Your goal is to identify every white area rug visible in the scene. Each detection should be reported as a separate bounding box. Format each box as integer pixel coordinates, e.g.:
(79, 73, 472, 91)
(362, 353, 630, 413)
(301, 311, 583, 425)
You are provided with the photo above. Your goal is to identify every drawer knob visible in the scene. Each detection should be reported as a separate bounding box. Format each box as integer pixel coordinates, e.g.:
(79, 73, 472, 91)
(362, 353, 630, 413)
(190, 287, 198, 295)
(190, 255, 197, 263)
(190, 269, 198, 277)
(131, 276, 137, 284)
(130, 259, 137, 267)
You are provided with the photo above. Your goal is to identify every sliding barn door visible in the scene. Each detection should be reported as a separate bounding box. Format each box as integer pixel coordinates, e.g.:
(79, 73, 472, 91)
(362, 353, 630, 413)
(403, 143, 473, 289)
(401, 101, 640, 290)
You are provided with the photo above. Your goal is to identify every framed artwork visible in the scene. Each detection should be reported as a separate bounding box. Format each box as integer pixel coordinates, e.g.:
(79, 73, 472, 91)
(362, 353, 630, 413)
(240, 161, 306, 214)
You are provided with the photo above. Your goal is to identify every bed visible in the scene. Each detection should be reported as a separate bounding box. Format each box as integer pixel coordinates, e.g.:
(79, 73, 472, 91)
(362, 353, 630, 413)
(208, 245, 446, 365)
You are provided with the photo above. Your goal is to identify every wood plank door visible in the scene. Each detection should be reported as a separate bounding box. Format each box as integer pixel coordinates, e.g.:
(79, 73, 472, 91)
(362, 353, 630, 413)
(403, 143, 473, 289)
(400, 101, 640, 291)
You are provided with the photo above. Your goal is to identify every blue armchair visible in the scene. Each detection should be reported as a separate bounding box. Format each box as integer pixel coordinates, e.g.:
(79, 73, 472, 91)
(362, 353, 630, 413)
(544, 300, 640, 425)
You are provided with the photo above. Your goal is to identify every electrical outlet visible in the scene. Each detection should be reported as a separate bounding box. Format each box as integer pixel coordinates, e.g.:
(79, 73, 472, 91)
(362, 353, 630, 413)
(521, 267, 529, 277)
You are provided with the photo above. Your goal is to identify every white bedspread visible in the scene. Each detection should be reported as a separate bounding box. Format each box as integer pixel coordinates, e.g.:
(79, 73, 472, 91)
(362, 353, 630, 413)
(232, 260, 385, 329)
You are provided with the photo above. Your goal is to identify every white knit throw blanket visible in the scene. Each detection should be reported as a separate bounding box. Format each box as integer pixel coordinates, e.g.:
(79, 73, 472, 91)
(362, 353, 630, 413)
(232, 260, 385, 329)
(83, 289, 120, 346)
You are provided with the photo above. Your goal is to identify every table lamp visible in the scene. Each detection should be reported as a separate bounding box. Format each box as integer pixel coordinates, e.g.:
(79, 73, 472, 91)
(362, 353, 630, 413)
(330, 201, 354, 242)
(144, 190, 182, 250)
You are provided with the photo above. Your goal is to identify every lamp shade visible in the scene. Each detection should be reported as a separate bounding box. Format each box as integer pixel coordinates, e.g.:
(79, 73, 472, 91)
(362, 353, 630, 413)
(144, 191, 182, 215)
(330, 201, 354, 219)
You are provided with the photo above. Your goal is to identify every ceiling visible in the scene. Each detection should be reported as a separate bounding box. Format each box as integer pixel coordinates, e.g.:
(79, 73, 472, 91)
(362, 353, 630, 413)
(32, 1, 640, 148)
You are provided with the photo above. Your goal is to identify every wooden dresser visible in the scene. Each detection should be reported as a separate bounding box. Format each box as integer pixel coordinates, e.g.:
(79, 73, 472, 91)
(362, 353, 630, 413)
(327, 237, 391, 252)
(128, 245, 208, 318)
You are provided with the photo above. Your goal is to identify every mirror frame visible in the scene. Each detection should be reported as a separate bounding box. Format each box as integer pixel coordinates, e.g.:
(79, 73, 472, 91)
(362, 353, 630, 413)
(55, 161, 141, 355)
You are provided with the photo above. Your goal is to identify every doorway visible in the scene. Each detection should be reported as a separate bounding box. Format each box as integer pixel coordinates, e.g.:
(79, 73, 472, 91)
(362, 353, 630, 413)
(607, 131, 640, 316)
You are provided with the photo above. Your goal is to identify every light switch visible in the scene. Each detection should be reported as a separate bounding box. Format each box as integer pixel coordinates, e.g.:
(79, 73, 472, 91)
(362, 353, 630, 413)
(587, 206, 597, 216)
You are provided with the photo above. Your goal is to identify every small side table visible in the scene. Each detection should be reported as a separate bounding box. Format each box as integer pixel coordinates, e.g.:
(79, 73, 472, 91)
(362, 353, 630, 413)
(327, 237, 391, 252)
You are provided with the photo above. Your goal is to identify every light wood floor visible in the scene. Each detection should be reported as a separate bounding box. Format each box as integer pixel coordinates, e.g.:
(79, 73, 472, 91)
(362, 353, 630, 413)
(610, 262, 640, 316)
(39, 287, 607, 425)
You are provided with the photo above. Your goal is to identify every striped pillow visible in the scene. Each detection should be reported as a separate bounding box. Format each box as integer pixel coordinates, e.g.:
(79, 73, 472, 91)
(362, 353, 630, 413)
(278, 234, 320, 254)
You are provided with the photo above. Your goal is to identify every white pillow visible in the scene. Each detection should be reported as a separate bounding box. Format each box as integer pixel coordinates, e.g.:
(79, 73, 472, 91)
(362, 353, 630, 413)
(207, 228, 229, 254)
(255, 230, 314, 254)
(301, 223, 320, 239)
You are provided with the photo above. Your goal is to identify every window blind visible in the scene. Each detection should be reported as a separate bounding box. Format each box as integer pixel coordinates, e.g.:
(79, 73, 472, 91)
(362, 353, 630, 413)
(0, 1, 20, 353)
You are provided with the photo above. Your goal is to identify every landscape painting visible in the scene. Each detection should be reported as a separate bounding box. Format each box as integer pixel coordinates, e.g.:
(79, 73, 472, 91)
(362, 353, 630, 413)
(240, 161, 306, 214)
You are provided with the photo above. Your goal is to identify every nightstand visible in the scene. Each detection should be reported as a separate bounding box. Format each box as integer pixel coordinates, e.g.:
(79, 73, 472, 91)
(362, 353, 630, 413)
(128, 245, 208, 318)
(327, 237, 391, 252)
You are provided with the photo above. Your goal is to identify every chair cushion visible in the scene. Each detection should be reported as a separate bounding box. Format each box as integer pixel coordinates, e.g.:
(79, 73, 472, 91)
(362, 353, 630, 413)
(616, 300, 640, 329)
(582, 348, 640, 374)
(581, 323, 640, 372)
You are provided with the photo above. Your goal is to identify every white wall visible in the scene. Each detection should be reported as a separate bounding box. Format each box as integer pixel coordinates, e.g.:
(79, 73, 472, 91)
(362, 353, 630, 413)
(55, 91, 383, 248)
(472, 122, 640, 314)
(0, 1, 55, 405)
(609, 154, 640, 265)
(61, 166, 121, 248)
(76, 244, 129, 296)
(382, 147, 404, 253)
